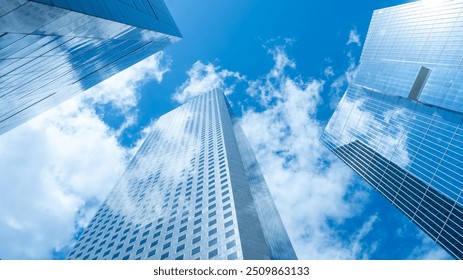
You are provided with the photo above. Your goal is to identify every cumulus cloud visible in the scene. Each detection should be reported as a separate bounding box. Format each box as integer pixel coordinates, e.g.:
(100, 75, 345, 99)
(324, 66, 335, 78)
(246, 45, 297, 107)
(329, 51, 358, 109)
(83, 51, 171, 111)
(0, 52, 170, 259)
(238, 46, 375, 259)
(83, 52, 172, 136)
(172, 61, 246, 103)
(347, 27, 362, 47)
(0, 97, 130, 259)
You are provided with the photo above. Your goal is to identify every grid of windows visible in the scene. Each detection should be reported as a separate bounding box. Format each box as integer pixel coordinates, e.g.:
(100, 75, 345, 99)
(0, 0, 181, 135)
(355, 0, 463, 114)
(322, 0, 463, 260)
(67, 90, 296, 260)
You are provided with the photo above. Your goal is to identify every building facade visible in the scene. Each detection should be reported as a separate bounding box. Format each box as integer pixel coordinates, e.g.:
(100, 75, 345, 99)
(321, 0, 463, 259)
(0, 0, 181, 134)
(67, 89, 297, 260)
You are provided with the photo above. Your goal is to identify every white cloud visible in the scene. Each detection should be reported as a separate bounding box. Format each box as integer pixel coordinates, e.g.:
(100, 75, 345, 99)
(329, 51, 358, 109)
(172, 61, 245, 103)
(324, 66, 335, 78)
(0, 97, 130, 259)
(0, 51, 170, 259)
(347, 27, 361, 47)
(82, 51, 171, 135)
(246, 45, 296, 107)
(84, 51, 171, 111)
(239, 49, 375, 259)
(407, 231, 452, 260)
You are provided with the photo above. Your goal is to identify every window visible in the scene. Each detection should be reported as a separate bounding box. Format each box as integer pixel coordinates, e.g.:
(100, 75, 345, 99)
(136, 247, 144, 255)
(148, 249, 156, 258)
(163, 242, 171, 250)
(208, 249, 218, 258)
(224, 220, 233, 228)
(178, 234, 186, 242)
(160, 252, 169, 260)
(193, 236, 201, 244)
(226, 240, 236, 249)
(208, 228, 217, 236)
(225, 229, 235, 238)
(176, 244, 185, 252)
(208, 238, 217, 247)
(192, 247, 200, 255)
(227, 252, 238, 260)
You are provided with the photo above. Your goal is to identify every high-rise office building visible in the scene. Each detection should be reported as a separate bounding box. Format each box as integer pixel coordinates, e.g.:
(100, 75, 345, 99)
(0, 0, 181, 134)
(67, 89, 297, 260)
(321, 0, 463, 259)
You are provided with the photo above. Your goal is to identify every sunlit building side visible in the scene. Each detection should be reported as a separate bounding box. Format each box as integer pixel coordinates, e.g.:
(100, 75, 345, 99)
(321, 0, 463, 259)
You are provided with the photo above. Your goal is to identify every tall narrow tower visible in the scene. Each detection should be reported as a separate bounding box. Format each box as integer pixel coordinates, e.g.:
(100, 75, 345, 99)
(0, 0, 181, 134)
(322, 0, 463, 259)
(67, 89, 297, 260)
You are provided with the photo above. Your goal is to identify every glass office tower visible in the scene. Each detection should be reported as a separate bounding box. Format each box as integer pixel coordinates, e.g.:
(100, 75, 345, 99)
(67, 89, 297, 260)
(321, 0, 463, 259)
(0, 0, 181, 134)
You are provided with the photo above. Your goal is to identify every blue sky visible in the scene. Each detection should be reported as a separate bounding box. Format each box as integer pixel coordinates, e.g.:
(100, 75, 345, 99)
(0, 0, 453, 259)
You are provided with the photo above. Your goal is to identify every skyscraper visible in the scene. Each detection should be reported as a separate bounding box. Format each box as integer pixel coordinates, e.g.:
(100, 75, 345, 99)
(67, 89, 297, 260)
(321, 0, 463, 259)
(0, 0, 181, 135)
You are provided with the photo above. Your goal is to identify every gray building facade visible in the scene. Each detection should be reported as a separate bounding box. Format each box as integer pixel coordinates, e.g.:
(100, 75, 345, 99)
(321, 0, 463, 259)
(0, 0, 181, 134)
(67, 89, 297, 260)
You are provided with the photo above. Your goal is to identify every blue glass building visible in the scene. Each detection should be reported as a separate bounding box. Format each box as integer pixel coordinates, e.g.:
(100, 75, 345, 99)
(0, 0, 181, 134)
(321, 0, 463, 259)
(67, 89, 297, 260)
